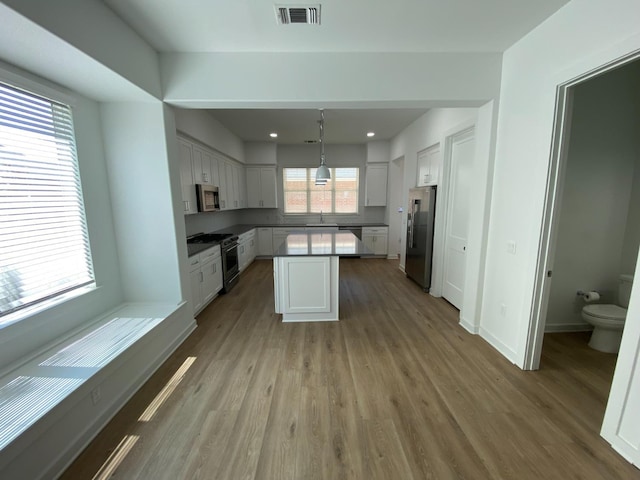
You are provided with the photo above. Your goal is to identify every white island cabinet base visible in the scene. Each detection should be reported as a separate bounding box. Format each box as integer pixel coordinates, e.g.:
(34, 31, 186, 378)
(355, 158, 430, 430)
(274, 256, 339, 322)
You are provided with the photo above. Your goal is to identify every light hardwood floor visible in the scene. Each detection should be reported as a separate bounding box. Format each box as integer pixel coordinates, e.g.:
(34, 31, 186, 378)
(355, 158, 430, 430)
(62, 259, 640, 480)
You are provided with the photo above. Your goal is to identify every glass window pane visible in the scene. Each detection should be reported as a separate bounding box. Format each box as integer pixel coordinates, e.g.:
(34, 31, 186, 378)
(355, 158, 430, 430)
(335, 190, 358, 213)
(309, 190, 332, 213)
(284, 191, 307, 213)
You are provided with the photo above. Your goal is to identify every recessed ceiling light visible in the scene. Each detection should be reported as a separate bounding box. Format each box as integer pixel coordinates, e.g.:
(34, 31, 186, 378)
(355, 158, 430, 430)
(270, 132, 278, 138)
(367, 132, 375, 137)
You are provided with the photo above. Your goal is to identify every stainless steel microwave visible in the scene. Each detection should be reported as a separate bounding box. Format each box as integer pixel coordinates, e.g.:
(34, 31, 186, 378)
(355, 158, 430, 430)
(196, 184, 220, 212)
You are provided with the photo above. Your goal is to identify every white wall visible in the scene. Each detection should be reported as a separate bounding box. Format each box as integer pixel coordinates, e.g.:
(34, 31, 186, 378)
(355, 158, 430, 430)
(481, 0, 640, 365)
(545, 65, 639, 332)
(245, 142, 277, 165)
(622, 162, 640, 275)
(161, 52, 502, 108)
(366, 141, 390, 164)
(387, 157, 405, 257)
(174, 108, 245, 162)
(100, 102, 185, 304)
(0, 0, 160, 101)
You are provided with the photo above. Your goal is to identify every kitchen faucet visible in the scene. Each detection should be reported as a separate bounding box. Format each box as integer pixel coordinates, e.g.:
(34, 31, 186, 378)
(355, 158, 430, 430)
(320, 211, 324, 223)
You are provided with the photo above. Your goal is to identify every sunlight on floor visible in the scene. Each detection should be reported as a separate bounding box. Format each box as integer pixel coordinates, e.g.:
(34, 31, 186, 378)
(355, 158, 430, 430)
(138, 356, 197, 422)
(91, 434, 139, 480)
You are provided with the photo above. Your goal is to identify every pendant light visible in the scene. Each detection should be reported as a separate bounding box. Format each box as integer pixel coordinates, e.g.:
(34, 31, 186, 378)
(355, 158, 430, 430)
(315, 109, 331, 184)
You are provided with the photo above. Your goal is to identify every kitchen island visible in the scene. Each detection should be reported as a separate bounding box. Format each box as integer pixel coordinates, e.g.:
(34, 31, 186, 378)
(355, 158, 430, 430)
(273, 230, 369, 322)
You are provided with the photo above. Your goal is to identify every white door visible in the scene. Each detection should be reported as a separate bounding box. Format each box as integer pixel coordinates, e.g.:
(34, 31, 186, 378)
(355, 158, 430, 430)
(602, 261, 640, 466)
(442, 128, 474, 309)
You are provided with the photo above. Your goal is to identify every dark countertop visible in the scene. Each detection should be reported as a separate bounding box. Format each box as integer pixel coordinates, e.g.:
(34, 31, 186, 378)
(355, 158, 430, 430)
(273, 231, 371, 257)
(187, 223, 388, 256)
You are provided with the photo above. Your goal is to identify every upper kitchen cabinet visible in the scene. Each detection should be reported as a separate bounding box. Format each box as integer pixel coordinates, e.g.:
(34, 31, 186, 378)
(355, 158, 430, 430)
(246, 166, 278, 208)
(364, 163, 388, 206)
(178, 138, 197, 214)
(417, 144, 439, 186)
(220, 157, 245, 210)
(192, 145, 220, 186)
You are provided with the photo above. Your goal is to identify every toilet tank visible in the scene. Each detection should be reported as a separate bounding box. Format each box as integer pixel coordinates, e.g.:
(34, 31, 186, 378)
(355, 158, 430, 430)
(619, 274, 634, 307)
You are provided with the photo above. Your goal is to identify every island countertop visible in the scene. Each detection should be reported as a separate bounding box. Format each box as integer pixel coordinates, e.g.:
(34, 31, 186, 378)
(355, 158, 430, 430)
(273, 231, 371, 257)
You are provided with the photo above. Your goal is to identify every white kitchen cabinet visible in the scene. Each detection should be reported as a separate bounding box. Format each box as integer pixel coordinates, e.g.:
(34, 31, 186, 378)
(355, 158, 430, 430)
(236, 163, 247, 209)
(362, 226, 388, 256)
(272, 227, 299, 252)
(364, 163, 388, 207)
(192, 146, 220, 186)
(257, 227, 273, 256)
(178, 138, 197, 214)
(189, 245, 223, 316)
(417, 144, 439, 186)
(238, 229, 256, 272)
(246, 167, 278, 208)
(220, 159, 245, 210)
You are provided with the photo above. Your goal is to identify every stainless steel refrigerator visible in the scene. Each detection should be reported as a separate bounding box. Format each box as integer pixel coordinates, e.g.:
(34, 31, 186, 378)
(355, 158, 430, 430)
(405, 186, 437, 291)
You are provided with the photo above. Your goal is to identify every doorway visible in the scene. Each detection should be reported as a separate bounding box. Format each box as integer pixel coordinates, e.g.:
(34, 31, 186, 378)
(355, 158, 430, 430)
(525, 54, 640, 465)
(526, 57, 640, 369)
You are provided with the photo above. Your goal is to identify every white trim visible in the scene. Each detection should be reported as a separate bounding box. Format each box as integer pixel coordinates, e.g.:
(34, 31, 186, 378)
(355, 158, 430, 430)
(480, 327, 518, 364)
(460, 316, 479, 334)
(0, 60, 78, 107)
(544, 323, 592, 333)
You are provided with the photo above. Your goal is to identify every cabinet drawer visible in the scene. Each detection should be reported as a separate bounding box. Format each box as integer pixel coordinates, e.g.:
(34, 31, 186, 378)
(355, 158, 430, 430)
(189, 256, 201, 272)
(199, 245, 221, 263)
(362, 227, 388, 234)
(238, 229, 256, 243)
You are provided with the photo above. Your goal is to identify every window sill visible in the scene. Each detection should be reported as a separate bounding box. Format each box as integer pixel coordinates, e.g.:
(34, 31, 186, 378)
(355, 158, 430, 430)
(0, 284, 98, 330)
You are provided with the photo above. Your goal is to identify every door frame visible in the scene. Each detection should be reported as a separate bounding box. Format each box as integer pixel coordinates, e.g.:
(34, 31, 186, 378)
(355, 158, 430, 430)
(524, 50, 640, 370)
(432, 121, 476, 301)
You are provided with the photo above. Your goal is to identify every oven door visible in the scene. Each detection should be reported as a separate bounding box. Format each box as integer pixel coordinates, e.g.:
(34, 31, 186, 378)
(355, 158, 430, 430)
(221, 243, 239, 292)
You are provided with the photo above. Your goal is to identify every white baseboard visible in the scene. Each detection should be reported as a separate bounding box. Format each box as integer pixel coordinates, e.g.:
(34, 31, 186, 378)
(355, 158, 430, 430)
(460, 316, 479, 334)
(544, 323, 592, 333)
(480, 327, 518, 365)
(399, 264, 405, 273)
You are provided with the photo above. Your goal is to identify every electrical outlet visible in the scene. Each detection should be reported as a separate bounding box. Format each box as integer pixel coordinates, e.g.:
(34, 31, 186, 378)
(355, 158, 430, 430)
(500, 304, 506, 317)
(91, 386, 101, 405)
(507, 241, 517, 255)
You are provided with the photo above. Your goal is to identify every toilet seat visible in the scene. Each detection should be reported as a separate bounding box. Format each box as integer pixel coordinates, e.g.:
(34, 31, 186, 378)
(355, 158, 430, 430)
(583, 304, 627, 321)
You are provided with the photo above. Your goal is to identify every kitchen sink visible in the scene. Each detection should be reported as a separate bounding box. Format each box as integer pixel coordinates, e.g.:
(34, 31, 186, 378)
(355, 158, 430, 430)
(306, 223, 338, 227)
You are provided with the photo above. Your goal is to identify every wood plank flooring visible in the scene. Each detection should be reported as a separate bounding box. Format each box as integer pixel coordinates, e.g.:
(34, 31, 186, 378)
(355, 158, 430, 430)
(61, 259, 640, 480)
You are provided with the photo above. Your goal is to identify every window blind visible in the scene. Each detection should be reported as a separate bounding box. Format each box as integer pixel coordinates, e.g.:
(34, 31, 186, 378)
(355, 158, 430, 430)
(0, 81, 94, 321)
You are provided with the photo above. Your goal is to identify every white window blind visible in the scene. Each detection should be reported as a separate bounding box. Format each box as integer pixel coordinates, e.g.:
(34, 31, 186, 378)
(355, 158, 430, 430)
(283, 167, 359, 214)
(0, 81, 94, 322)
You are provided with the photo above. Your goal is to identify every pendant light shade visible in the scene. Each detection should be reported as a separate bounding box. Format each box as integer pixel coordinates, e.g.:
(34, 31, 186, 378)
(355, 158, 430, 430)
(315, 109, 331, 183)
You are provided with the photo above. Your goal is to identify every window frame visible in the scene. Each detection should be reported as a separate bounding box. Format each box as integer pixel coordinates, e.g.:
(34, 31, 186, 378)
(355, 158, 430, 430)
(282, 167, 360, 215)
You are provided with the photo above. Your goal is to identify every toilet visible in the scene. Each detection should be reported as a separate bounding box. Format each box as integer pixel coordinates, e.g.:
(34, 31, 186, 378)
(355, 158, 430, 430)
(581, 274, 634, 353)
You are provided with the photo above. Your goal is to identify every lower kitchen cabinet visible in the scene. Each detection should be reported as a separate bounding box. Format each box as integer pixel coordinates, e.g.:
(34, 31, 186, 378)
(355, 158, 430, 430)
(238, 229, 257, 272)
(257, 227, 273, 256)
(362, 226, 388, 256)
(189, 245, 223, 316)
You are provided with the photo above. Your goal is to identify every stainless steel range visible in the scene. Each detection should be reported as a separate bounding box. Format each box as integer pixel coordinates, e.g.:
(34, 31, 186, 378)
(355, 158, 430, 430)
(187, 233, 239, 293)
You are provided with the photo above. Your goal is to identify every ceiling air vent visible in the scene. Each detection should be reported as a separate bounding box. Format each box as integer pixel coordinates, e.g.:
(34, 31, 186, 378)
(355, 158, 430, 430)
(275, 4, 321, 25)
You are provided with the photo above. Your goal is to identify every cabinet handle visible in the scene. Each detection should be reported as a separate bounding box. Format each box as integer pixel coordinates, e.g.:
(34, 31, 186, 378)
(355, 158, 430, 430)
(213, 263, 216, 273)
(184, 201, 189, 212)
(200, 271, 203, 282)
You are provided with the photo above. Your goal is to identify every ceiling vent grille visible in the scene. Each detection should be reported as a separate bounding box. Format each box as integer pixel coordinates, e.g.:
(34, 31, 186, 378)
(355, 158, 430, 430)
(275, 5, 321, 25)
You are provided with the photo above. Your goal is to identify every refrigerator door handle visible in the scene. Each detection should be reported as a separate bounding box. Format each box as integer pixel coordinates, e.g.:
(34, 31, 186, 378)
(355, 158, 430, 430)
(409, 201, 416, 247)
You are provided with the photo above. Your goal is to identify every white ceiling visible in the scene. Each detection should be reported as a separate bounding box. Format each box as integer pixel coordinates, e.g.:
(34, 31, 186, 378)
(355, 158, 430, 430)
(203, 108, 430, 143)
(103, 0, 570, 144)
(104, 0, 569, 53)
